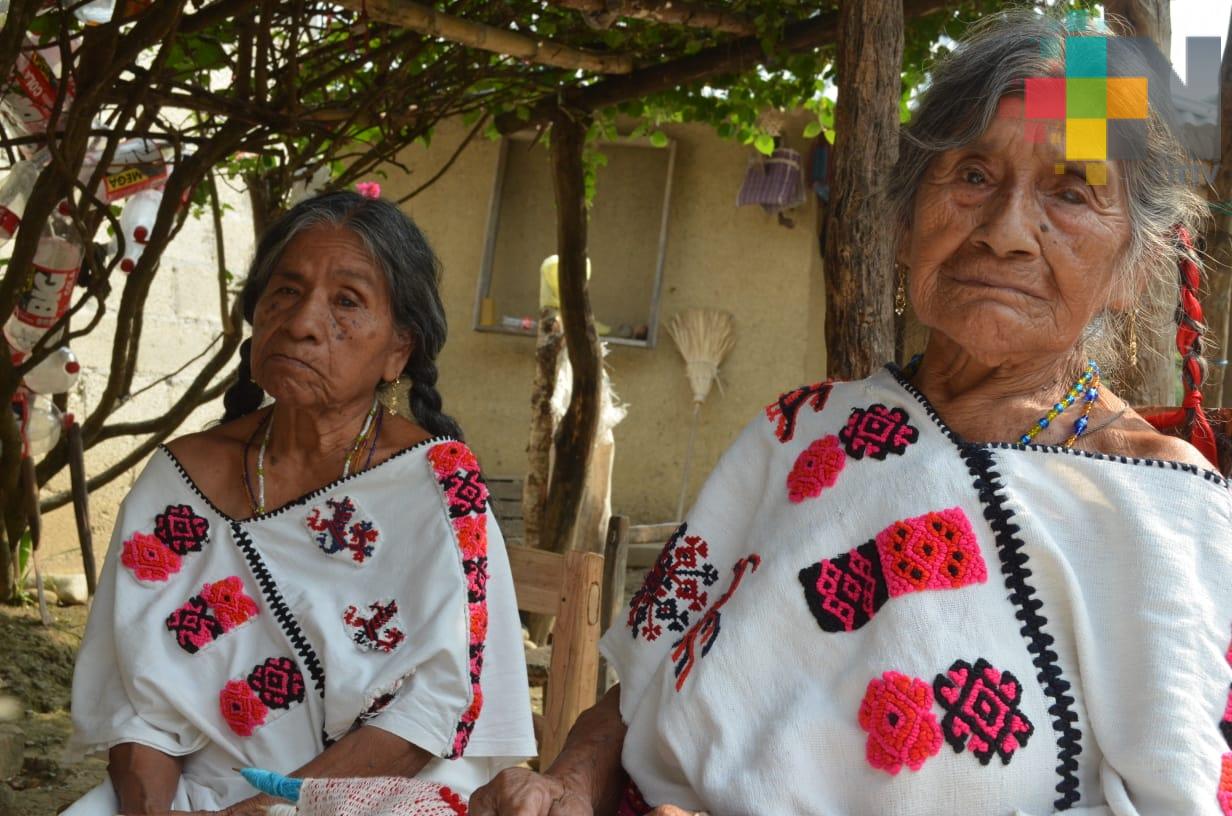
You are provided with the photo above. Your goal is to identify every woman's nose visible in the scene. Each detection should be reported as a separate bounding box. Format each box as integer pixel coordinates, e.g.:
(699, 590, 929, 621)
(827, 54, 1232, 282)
(282, 290, 330, 341)
(971, 187, 1041, 259)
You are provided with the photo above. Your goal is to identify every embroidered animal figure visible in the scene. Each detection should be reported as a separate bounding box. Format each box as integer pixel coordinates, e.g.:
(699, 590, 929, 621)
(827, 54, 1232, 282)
(765, 380, 833, 443)
(343, 600, 406, 653)
(671, 554, 761, 690)
(305, 497, 380, 564)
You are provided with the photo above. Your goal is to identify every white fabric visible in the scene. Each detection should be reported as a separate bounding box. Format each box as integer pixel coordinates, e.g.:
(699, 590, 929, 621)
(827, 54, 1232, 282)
(601, 367, 1232, 815)
(64, 439, 535, 815)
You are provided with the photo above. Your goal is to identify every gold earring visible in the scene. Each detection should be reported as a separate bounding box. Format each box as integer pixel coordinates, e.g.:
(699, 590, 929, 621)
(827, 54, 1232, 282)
(1128, 310, 1139, 368)
(382, 376, 401, 416)
(894, 264, 908, 317)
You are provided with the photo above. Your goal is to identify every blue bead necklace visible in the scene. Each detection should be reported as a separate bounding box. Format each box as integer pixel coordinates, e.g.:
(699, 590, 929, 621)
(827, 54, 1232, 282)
(901, 355, 1101, 448)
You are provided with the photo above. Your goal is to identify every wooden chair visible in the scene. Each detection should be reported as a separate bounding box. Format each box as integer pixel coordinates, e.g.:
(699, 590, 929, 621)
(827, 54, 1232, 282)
(506, 543, 604, 766)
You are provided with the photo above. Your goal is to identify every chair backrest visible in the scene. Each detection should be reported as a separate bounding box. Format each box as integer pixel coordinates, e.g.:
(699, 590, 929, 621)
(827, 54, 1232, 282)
(506, 544, 604, 766)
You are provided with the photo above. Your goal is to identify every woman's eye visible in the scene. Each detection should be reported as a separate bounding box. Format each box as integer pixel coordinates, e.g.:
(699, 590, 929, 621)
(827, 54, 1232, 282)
(338, 295, 359, 308)
(961, 167, 987, 185)
(1058, 188, 1087, 205)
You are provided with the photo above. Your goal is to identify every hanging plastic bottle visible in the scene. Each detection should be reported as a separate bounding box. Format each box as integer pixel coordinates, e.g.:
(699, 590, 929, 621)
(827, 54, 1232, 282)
(24, 392, 62, 458)
(22, 345, 80, 394)
(116, 187, 161, 273)
(0, 155, 43, 243)
(1, 36, 76, 158)
(3, 230, 84, 352)
(73, 0, 115, 25)
(69, 138, 170, 207)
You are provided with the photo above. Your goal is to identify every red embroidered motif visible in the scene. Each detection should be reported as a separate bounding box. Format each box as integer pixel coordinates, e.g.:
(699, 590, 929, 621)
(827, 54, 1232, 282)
(671, 554, 761, 691)
(165, 595, 222, 653)
(874, 507, 986, 597)
(798, 541, 887, 633)
(220, 678, 268, 737)
(934, 658, 1034, 765)
(154, 504, 210, 555)
(305, 496, 380, 564)
(343, 599, 406, 653)
(858, 670, 942, 775)
(439, 786, 468, 816)
(765, 381, 833, 443)
(121, 531, 182, 583)
(247, 657, 306, 709)
(428, 441, 490, 759)
(786, 435, 846, 504)
(616, 779, 653, 816)
(839, 403, 919, 460)
(1220, 753, 1232, 815)
(627, 523, 721, 642)
(201, 576, 259, 631)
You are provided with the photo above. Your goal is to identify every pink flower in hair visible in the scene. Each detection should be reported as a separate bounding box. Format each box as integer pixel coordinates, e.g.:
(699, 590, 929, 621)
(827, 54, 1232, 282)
(355, 181, 381, 199)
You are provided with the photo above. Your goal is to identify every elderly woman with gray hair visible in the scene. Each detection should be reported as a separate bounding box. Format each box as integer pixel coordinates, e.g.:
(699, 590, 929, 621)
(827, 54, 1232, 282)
(64, 191, 536, 815)
(472, 11, 1232, 816)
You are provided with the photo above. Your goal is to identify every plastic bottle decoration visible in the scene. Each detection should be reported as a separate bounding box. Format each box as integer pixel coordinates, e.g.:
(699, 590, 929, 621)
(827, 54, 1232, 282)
(73, 0, 115, 25)
(117, 187, 161, 273)
(67, 138, 170, 209)
(24, 391, 62, 458)
(22, 345, 80, 394)
(0, 36, 76, 158)
(3, 228, 84, 352)
(0, 154, 44, 244)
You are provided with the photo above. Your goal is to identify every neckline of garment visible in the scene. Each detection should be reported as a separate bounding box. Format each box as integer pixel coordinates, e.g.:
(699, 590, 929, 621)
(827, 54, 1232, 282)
(159, 434, 456, 524)
(880, 363, 1229, 488)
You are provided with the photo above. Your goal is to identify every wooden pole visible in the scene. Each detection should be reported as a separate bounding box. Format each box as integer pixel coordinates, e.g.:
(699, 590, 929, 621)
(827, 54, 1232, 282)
(822, 0, 903, 379)
(333, 0, 634, 74)
(523, 309, 563, 552)
(541, 108, 601, 558)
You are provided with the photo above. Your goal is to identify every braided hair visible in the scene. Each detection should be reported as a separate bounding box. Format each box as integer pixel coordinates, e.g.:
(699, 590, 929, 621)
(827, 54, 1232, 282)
(220, 191, 463, 440)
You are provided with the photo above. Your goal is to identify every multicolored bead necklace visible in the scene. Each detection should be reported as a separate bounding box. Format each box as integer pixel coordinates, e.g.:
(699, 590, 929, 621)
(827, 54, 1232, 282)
(243, 394, 381, 515)
(1018, 360, 1100, 447)
(902, 354, 1101, 448)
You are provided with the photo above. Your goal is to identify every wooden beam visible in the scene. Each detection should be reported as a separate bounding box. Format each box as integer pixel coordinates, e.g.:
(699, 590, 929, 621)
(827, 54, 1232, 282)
(823, 0, 902, 380)
(550, 0, 756, 37)
(496, 0, 949, 133)
(334, 0, 633, 74)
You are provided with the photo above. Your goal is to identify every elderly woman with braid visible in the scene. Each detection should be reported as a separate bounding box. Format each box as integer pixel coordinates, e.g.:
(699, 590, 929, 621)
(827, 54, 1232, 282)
(64, 191, 535, 816)
(471, 12, 1232, 816)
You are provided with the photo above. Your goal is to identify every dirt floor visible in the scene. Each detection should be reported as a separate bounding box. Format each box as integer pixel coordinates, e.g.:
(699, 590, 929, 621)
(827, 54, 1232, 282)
(1, 603, 106, 816)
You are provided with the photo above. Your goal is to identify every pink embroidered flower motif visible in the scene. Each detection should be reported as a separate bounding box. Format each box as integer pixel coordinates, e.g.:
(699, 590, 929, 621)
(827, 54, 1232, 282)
(627, 522, 721, 642)
(798, 541, 887, 632)
(153, 504, 209, 555)
(874, 507, 986, 597)
(219, 679, 268, 737)
(934, 658, 1034, 765)
(246, 657, 306, 709)
(858, 670, 942, 775)
(427, 441, 479, 475)
(305, 496, 380, 564)
(839, 403, 919, 460)
(453, 515, 488, 561)
(440, 469, 489, 518)
(201, 576, 258, 631)
(164, 595, 222, 653)
(1219, 753, 1232, 815)
(765, 380, 833, 443)
(469, 603, 489, 642)
(786, 435, 846, 503)
(343, 599, 406, 653)
(121, 531, 182, 583)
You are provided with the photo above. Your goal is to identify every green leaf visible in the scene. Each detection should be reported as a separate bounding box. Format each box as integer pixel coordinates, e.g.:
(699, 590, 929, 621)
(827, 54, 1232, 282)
(649, 130, 668, 148)
(803, 120, 822, 139)
(754, 133, 775, 156)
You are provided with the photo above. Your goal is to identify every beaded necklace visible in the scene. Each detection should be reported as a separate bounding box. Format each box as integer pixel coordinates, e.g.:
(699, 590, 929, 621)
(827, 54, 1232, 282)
(244, 395, 381, 515)
(901, 355, 1101, 448)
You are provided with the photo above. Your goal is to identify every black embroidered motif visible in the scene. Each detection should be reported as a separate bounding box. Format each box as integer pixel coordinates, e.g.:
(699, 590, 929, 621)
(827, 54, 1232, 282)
(441, 469, 489, 517)
(934, 657, 1035, 765)
(627, 523, 721, 642)
(798, 541, 888, 633)
(839, 404, 920, 460)
(765, 381, 834, 443)
(164, 595, 223, 654)
(247, 656, 306, 709)
(154, 504, 210, 555)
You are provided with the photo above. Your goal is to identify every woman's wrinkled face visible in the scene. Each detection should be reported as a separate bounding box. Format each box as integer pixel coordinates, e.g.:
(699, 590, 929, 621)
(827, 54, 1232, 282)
(900, 96, 1133, 367)
(250, 224, 411, 409)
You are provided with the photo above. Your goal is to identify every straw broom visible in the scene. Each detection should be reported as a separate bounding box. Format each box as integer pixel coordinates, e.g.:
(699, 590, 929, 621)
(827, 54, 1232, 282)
(666, 309, 736, 521)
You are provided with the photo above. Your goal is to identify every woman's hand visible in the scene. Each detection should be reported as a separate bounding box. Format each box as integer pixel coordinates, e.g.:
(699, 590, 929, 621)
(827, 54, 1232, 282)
(468, 767, 593, 815)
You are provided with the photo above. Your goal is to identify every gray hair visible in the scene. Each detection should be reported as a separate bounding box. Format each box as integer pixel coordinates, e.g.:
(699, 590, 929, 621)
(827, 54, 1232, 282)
(888, 8, 1209, 373)
(223, 190, 463, 439)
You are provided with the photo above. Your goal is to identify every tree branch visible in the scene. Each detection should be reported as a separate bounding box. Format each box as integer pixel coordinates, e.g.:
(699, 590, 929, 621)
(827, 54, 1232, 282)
(332, 0, 634, 74)
(548, 0, 755, 36)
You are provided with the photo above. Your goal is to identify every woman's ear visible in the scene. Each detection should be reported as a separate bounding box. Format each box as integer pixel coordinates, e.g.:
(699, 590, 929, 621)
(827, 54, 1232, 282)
(384, 329, 413, 383)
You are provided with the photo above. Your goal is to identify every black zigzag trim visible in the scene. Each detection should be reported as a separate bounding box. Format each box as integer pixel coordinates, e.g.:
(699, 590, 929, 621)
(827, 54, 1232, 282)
(232, 523, 326, 696)
(959, 446, 1082, 810)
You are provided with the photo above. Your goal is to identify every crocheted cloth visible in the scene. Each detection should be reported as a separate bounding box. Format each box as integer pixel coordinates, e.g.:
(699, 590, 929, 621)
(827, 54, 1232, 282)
(293, 776, 468, 815)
